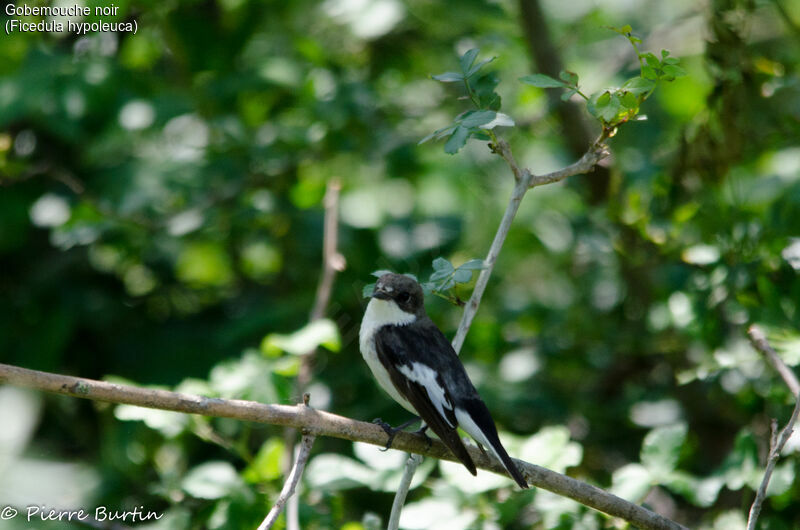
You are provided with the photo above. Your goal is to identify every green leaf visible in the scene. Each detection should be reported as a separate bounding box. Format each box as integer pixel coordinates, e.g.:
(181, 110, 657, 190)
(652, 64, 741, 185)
(420, 282, 435, 295)
(719, 429, 763, 491)
(453, 268, 472, 283)
(418, 124, 457, 145)
(643, 52, 660, 68)
(431, 72, 464, 83)
(622, 76, 656, 95)
(459, 48, 480, 75)
(304, 454, 373, 490)
(642, 65, 659, 80)
(588, 91, 623, 123)
(306, 450, 435, 492)
(559, 70, 579, 86)
(362, 282, 375, 298)
(474, 72, 502, 110)
(371, 269, 392, 278)
(429, 269, 453, 281)
(482, 112, 514, 129)
(459, 110, 496, 128)
(467, 56, 496, 77)
(261, 319, 341, 356)
(439, 277, 456, 290)
(444, 125, 469, 154)
(243, 438, 285, 483)
(620, 91, 639, 109)
(182, 462, 243, 499)
(664, 472, 724, 507)
(457, 259, 485, 270)
(520, 426, 583, 474)
(601, 97, 622, 122)
(561, 88, 578, 101)
(610, 463, 652, 502)
(519, 73, 568, 88)
(662, 64, 687, 79)
(640, 423, 687, 476)
(115, 404, 189, 437)
(432, 257, 454, 272)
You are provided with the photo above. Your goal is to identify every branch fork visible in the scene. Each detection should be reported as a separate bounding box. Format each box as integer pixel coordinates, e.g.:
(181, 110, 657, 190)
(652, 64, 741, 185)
(745, 325, 800, 530)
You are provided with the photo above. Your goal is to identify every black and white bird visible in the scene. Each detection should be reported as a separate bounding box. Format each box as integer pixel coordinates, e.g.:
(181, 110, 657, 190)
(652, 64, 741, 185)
(359, 272, 528, 489)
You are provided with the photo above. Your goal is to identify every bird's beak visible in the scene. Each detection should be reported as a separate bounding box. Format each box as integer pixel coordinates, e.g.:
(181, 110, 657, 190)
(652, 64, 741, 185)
(371, 289, 391, 300)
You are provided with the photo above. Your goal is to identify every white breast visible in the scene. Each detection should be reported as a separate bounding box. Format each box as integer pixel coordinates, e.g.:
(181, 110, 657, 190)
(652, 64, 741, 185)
(359, 298, 417, 414)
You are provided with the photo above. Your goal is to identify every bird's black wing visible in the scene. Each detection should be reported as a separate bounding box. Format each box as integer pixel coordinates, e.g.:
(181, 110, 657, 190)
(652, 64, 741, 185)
(378, 319, 529, 488)
(374, 324, 477, 475)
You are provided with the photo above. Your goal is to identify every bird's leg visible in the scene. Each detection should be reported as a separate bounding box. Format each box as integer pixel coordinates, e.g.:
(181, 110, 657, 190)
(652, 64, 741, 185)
(372, 417, 422, 450)
(413, 423, 432, 450)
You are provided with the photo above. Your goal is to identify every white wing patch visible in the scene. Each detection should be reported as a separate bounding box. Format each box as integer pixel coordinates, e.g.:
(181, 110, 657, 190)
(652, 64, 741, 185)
(455, 407, 504, 464)
(398, 362, 454, 427)
(456, 407, 522, 485)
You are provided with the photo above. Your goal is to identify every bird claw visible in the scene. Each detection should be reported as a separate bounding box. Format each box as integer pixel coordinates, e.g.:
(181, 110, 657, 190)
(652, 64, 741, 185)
(372, 418, 400, 450)
(414, 425, 432, 450)
(372, 417, 423, 451)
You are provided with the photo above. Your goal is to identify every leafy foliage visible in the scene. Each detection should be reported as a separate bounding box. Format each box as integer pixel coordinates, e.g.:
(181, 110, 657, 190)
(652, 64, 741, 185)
(521, 25, 686, 128)
(422, 49, 513, 153)
(363, 257, 484, 305)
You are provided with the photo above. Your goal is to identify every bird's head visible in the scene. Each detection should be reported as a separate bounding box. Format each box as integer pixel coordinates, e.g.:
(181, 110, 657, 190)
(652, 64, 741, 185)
(371, 273, 425, 316)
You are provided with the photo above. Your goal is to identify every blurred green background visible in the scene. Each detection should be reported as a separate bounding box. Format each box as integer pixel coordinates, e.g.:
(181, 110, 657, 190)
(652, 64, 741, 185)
(2, 0, 800, 528)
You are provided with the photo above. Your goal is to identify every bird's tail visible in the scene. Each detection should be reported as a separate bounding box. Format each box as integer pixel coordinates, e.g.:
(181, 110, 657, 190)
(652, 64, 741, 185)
(456, 400, 529, 489)
(426, 420, 478, 476)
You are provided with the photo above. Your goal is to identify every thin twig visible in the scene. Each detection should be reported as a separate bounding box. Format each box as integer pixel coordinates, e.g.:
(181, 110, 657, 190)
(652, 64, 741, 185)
(258, 432, 316, 530)
(450, 177, 529, 354)
(388, 454, 423, 530)
(429, 133, 608, 522)
(451, 134, 608, 353)
(309, 178, 346, 323)
(296, 177, 344, 393)
(747, 325, 800, 397)
(530, 138, 610, 188)
(396, 141, 532, 518)
(283, 178, 344, 530)
(0, 362, 686, 530)
(745, 325, 800, 530)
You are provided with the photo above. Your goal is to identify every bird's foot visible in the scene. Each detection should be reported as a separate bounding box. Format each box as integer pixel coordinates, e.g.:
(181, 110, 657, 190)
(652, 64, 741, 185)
(372, 417, 421, 451)
(413, 424, 432, 450)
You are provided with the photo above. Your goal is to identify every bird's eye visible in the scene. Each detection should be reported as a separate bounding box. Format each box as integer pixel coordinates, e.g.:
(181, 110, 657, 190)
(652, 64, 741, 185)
(397, 292, 410, 303)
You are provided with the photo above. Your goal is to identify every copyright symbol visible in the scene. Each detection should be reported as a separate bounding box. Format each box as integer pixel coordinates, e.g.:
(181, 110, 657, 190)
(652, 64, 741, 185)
(0, 506, 17, 520)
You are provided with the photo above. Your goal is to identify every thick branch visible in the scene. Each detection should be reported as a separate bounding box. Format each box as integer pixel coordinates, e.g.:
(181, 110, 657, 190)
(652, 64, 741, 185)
(746, 325, 800, 530)
(0, 362, 685, 530)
